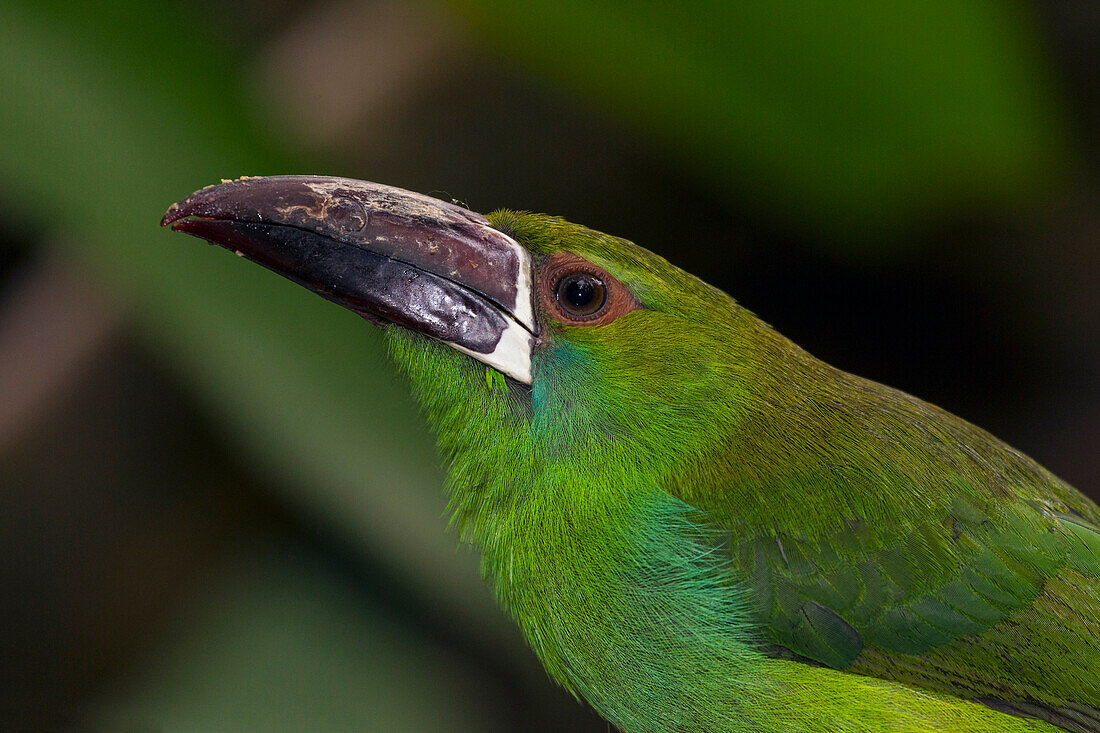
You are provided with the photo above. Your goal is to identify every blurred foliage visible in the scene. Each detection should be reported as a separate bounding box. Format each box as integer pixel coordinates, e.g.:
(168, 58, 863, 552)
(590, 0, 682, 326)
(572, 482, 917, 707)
(88, 543, 498, 732)
(451, 0, 1068, 244)
(0, 0, 490, 623)
(0, 0, 1087, 729)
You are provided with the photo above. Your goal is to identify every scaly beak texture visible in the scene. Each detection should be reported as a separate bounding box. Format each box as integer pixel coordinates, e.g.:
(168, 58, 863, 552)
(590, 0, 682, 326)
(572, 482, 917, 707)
(162, 176, 536, 383)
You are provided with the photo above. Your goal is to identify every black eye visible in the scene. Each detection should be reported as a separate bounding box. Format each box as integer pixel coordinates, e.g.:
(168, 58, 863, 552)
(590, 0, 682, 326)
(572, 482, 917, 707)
(555, 272, 607, 317)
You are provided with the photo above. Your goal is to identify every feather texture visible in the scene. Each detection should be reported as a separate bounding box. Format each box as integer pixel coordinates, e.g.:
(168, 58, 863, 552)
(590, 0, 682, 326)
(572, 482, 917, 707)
(381, 210, 1097, 732)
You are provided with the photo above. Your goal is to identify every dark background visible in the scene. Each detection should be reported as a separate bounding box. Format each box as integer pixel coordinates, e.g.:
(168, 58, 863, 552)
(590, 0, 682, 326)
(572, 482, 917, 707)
(0, 1, 1095, 730)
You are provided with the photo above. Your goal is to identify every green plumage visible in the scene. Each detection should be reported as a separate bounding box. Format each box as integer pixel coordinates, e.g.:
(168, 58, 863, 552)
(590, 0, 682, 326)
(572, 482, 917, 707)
(384, 212, 1098, 732)
(165, 174, 1097, 733)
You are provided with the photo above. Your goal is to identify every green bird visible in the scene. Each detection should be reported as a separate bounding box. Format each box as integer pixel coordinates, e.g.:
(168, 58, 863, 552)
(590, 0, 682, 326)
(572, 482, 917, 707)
(163, 176, 1099, 733)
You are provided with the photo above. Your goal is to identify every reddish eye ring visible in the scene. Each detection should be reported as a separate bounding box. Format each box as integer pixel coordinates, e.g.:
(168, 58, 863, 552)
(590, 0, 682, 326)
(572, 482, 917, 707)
(538, 251, 640, 327)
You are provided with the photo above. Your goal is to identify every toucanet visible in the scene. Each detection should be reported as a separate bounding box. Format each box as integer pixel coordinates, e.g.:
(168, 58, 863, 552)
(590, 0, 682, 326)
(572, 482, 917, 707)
(164, 176, 1100, 733)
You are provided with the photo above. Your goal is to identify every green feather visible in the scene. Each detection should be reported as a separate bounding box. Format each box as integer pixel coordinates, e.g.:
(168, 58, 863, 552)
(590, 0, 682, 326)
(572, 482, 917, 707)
(380, 210, 1097, 731)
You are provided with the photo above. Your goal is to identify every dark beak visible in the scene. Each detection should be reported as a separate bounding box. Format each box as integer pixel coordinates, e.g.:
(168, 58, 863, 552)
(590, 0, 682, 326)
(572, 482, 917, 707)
(162, 176, 535, 383)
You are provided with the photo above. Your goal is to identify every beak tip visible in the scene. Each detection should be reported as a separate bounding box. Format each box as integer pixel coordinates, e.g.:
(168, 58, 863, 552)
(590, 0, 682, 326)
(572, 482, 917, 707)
(159, 205, 178, 228)
(162, 176, 245, 227)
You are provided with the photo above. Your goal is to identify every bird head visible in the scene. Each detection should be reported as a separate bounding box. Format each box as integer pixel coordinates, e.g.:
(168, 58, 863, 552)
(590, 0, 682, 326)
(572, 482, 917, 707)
(162, 176, 771, 537)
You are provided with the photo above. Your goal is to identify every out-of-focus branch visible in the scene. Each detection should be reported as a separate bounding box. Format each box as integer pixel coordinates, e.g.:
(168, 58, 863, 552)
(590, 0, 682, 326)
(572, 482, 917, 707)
(253, 0, 459, 150)
(0, 251, 121, 455)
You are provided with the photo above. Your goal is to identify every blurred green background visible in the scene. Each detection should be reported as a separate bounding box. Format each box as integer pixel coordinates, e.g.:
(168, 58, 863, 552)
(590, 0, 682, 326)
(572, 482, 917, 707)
(0, 0, 1096, 730)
